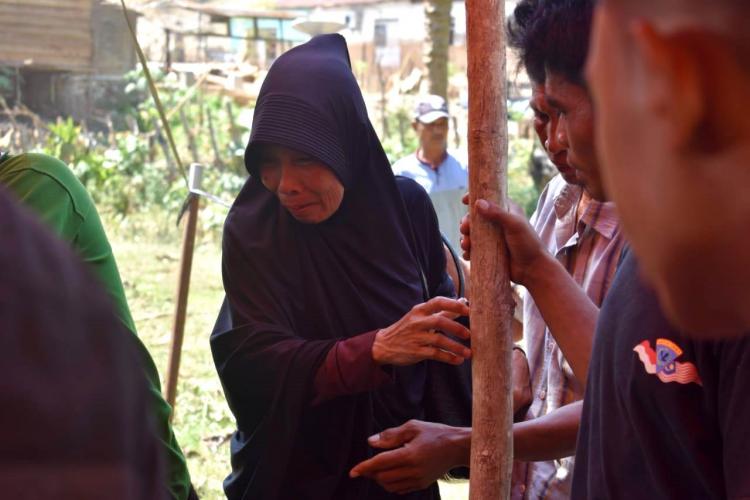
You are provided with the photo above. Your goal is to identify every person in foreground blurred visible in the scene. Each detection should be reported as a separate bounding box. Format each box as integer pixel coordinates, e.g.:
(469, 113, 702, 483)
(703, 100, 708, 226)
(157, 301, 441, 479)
(564, 0, 750, 496)
(0, 151, 194, 500)
(350, 1, 624, 497)
(587, 0, 750, 337)
(0, 185, 164, 500)
(211, 34, 475, 500)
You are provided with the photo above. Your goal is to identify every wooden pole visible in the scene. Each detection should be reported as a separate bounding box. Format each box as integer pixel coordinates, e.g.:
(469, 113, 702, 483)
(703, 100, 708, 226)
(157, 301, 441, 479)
(466, 0, 514, 499)
(164, 164, 203, 418)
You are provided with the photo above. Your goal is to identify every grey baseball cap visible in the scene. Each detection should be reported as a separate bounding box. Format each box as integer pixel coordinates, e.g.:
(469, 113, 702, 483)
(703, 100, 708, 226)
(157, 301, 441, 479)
(414, 95, 450, 124)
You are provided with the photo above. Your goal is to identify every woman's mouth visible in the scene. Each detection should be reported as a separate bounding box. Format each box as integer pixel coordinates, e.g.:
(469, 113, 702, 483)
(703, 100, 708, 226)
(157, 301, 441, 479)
(284, 202, 315, 214)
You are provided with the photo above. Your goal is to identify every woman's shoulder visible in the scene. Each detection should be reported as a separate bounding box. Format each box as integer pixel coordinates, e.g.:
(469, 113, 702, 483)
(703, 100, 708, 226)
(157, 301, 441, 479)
(394, 175, 431, 208)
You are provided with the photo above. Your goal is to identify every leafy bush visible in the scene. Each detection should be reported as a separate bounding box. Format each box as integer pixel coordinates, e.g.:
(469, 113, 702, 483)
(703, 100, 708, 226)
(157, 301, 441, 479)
(508, 137, 540, 216)
(26, 68, 248, 238)
(381, 106, 419, 163)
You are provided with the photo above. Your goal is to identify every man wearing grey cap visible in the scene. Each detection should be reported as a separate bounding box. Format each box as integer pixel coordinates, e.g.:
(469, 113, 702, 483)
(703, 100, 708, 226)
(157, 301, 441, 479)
(392, 95, 468, 250)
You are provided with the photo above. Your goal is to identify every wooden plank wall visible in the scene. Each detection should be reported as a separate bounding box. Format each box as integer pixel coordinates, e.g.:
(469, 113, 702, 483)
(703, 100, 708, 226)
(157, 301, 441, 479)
(0, 0, 93, 72)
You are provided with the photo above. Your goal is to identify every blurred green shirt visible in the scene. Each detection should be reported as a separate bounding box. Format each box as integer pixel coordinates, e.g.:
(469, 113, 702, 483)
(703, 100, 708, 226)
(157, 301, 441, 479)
(0, 152, 192, 500)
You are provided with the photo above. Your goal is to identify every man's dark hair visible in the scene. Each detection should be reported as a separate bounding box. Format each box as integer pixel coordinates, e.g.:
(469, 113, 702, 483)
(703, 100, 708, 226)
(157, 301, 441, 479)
(507, 0, 595, 85)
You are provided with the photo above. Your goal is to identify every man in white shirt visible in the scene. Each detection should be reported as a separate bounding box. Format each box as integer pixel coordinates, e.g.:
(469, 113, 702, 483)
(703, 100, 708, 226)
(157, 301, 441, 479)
(392, 95, 468, 249)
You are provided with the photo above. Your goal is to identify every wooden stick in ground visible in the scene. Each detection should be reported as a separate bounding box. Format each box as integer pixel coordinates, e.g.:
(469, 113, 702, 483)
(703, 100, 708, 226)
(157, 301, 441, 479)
(164, 165, 203, 417)
(466, 0, 514, 498)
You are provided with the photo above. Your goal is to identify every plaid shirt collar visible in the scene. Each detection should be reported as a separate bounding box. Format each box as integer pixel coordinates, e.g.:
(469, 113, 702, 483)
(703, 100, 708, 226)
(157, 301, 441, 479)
(553, 183, 619, 243)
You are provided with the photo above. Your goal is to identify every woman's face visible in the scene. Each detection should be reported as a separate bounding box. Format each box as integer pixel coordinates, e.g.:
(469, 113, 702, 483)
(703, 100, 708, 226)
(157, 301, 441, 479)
(257, 144, 345, 224)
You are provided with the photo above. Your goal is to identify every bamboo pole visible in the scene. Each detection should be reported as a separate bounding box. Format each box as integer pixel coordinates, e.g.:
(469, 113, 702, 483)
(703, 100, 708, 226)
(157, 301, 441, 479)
(120, 0, 187, 184)
(164, 164, 203, 417)
(466, 0, 514, 498)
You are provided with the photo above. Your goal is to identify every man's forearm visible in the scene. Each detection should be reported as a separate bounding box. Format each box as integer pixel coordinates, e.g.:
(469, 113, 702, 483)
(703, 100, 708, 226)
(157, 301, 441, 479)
(513, 401, 582, 461)
(448, 400, 582, 468)
(526, 253, 599, 382)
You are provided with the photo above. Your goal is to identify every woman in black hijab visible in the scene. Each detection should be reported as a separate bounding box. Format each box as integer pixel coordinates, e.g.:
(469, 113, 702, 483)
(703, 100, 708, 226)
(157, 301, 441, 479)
(212, 34, 472, 500)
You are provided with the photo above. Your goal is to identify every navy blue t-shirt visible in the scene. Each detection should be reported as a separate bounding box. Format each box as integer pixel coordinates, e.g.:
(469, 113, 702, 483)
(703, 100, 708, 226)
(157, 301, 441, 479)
(572, 250, 750, 499)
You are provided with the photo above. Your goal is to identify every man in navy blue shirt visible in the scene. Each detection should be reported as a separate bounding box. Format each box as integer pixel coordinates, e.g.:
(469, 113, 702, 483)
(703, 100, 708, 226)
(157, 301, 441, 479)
(464, 198, 750, 499)
(569, 0, 750, 495)
(573, 248, 750, 498)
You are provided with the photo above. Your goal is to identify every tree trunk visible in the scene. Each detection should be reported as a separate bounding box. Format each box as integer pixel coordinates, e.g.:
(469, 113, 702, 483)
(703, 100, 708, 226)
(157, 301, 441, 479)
(424, 0, 452, 98)
(466, 0, 514, 498)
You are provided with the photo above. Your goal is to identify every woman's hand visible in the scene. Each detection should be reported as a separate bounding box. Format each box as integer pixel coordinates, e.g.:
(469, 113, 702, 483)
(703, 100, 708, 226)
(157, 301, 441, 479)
(372, 297, 471, 366)
(349, 420, 470, 494)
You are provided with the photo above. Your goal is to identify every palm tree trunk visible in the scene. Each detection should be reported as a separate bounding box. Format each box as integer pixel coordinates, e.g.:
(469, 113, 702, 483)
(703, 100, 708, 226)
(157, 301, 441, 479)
(424, 0, 452, 98)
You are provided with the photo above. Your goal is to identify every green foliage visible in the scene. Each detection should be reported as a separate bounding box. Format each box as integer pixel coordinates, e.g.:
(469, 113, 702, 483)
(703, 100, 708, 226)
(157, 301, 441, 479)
(32, 68, 249, 234)
(0, 67, 18, 98)
(381, 106, 419, 163)
(508, 137, 540, 216)
(45, 117, 96, 168)
(508, 108, 526, 123)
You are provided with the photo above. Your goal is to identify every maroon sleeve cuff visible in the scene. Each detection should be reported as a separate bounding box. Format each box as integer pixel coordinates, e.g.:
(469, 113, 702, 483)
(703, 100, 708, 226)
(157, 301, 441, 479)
(311, 330, 392, 406)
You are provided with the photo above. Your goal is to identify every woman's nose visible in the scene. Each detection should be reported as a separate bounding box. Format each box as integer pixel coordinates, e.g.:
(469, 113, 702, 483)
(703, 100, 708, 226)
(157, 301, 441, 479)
(277, 165, 301, 195)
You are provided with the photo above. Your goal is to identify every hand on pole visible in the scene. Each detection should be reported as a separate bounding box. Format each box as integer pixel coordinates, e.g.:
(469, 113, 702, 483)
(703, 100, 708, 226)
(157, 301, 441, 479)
(372, 297, 471, 366)
(460, 196, 548, 288)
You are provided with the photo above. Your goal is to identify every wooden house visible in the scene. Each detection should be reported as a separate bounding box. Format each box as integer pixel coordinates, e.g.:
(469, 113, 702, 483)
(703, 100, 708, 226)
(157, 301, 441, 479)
(0, 0, 138, 120)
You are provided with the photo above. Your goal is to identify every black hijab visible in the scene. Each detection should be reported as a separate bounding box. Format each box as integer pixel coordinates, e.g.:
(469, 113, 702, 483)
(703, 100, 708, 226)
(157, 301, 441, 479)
(212, 34, 469, 500)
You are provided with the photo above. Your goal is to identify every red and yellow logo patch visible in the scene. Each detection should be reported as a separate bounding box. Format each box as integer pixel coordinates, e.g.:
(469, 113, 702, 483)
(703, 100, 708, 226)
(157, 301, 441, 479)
(633, 339, 702, 386)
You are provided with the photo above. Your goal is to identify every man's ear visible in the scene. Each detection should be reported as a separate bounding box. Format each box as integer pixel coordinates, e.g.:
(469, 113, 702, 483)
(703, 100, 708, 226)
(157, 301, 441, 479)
(630, 20, 705, 151)
(412, 121, 419, 132)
